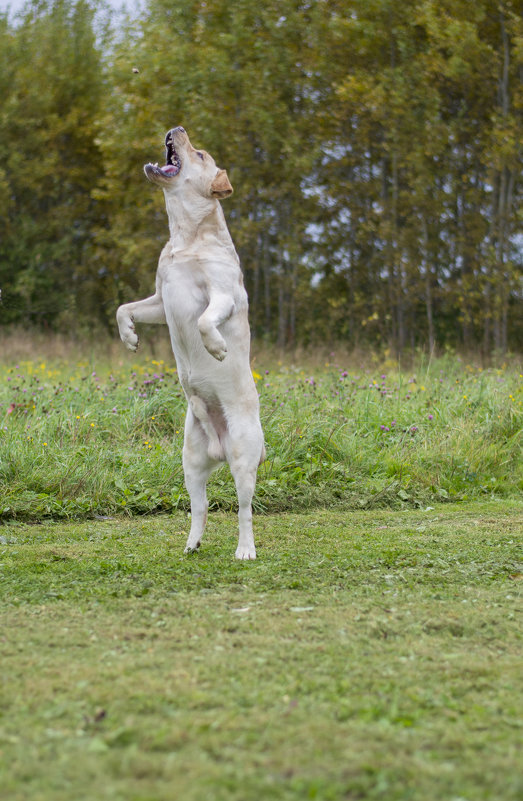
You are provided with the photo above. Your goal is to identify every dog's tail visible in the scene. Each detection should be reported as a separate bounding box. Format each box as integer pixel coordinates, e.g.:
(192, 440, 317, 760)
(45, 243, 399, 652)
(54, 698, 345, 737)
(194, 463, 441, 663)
(189, 396, 225, 462)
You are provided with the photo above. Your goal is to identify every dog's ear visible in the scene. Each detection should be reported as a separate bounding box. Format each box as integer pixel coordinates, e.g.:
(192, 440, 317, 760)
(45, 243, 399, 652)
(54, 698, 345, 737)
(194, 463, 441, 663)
(211, 169, 233, 199)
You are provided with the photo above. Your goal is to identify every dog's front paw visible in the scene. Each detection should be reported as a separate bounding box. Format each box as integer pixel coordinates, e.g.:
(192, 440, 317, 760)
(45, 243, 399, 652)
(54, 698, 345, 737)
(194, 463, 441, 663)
(201, 330, 227, 362)
(210, 344, 227, 362)
(235, 544, 256, 561)
(118, 317, 139, 352)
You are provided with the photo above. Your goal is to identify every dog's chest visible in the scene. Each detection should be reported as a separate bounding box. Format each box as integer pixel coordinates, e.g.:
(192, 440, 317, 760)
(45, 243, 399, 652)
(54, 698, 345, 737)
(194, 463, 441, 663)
(159, 259, 208, 322)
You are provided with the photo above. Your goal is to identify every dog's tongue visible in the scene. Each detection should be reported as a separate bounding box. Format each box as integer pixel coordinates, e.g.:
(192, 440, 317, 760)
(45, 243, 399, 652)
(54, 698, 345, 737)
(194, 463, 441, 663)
(161, 164, 179, 175)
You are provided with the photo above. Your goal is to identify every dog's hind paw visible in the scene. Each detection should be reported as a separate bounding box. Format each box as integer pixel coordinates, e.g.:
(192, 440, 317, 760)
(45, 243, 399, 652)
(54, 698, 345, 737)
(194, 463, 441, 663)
(235, 544, 256, 561)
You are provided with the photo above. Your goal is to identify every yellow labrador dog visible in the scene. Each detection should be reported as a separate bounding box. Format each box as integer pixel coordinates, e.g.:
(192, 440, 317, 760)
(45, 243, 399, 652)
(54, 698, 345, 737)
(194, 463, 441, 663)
(116, 126, 264, 560)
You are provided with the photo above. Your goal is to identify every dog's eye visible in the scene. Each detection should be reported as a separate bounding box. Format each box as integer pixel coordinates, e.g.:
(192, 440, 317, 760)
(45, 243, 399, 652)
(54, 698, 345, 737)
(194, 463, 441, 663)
(196, 151, 205, 160)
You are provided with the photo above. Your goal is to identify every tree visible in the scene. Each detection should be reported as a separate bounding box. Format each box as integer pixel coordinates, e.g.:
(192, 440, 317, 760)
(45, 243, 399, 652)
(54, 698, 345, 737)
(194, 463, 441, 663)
(306, 0, 522, 353)
(0, 0, 105, 332)
(93, 0, 323, 346)
(1, 0, 521, 353)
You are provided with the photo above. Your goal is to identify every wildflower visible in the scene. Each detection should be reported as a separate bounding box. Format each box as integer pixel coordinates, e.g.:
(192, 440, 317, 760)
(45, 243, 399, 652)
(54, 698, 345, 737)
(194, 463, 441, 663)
(90, 423, 95, 427)
(428, 414, 433, 420)
(151, 415, 155, 420)
(43, 442, 47, 446)
(463, 395, 468, 400)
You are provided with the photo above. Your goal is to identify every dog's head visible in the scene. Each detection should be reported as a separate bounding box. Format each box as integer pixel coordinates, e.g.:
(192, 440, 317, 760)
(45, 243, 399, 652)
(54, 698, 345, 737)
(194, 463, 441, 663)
(144, 127, 233, 200)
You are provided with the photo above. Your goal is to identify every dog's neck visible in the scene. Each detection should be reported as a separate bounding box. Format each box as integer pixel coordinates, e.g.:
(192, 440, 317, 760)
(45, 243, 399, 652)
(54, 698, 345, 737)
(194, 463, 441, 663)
(164, 192, 238, 260)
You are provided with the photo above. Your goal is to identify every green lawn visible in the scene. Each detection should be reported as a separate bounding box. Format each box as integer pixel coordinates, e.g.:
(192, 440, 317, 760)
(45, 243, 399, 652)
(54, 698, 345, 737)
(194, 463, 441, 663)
(1, 501, 522, 800)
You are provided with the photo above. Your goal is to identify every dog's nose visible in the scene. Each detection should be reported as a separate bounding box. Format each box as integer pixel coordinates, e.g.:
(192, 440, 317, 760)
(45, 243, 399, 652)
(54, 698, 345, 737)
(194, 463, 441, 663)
(175, 126, 185, 134)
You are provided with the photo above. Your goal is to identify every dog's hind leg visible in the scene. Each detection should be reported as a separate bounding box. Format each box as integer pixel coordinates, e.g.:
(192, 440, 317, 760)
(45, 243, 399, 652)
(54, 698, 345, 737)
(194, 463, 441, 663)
(189, 396, 224, 461)
(182, 405, 217, 553)
(226, 417, 264, 560)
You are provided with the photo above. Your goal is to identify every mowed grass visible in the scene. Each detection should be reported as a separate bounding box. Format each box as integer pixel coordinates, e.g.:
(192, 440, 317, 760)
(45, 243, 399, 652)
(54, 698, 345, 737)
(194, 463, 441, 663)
(1, 501, 522, 801)
(0, 347, 521, 520)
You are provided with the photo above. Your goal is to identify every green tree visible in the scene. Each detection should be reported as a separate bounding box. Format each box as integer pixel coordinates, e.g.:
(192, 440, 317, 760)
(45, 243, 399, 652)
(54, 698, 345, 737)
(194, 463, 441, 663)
(307, 0, 522, 353)
(0, 0, 105, 332)
(94, 0, 323, 345)
(1, 0, 520, 353)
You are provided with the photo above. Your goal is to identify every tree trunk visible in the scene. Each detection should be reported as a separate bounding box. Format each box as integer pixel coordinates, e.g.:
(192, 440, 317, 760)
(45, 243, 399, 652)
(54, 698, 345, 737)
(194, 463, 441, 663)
(421, 218, 435, 352)
(277, 277, 286, 349)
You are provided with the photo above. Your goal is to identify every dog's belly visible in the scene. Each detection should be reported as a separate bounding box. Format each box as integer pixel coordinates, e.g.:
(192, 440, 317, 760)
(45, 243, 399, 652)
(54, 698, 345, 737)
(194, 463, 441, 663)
(160, 258, 256, 410)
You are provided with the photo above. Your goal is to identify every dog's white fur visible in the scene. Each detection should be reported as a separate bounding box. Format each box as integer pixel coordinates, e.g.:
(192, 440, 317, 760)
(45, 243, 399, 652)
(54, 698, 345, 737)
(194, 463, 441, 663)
(116, 127, 264, 559)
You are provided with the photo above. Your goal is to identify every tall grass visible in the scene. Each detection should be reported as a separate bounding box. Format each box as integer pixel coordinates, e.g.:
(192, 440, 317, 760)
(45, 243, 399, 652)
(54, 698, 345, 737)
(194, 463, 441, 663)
(0, 340, 521, 521)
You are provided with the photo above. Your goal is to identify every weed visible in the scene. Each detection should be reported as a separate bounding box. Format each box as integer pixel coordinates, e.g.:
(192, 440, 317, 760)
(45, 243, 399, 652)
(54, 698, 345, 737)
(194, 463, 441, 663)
(0, 352, 521, 520)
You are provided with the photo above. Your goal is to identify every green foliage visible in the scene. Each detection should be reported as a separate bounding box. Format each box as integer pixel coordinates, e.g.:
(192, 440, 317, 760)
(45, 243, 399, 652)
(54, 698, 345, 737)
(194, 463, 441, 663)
(0, 0, 106, 330)
(0, 350, 521, 520)
(0, 0, 521, 351)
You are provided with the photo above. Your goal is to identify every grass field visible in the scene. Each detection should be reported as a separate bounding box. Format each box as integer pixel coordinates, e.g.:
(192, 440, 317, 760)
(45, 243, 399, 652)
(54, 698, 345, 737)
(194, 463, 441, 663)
(1, 502, 522, 800)
(1, 338, 522, 799)
(0, 341, 521, 520)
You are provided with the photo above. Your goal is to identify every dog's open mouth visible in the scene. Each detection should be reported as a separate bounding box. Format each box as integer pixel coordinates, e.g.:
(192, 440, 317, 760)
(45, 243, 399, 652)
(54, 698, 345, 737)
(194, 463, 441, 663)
(162, 131, 181, 176)
(144, 131, 181, 181)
